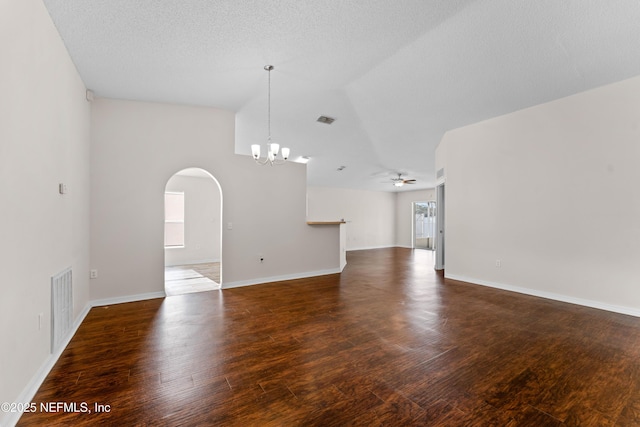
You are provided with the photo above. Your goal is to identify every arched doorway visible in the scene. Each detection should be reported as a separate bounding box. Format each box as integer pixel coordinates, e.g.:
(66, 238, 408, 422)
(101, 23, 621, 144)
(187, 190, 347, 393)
(163, 168, 223, 296)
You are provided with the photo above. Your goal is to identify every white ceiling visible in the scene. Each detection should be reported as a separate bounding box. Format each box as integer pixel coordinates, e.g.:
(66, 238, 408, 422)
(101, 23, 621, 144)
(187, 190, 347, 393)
(43, 0, 640, 192)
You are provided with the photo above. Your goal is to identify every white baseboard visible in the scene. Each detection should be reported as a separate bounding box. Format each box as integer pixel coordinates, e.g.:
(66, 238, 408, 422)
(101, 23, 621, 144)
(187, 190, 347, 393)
(347, 245, 425, 251)
(223, 268, 342, 289)
(3, 291, 167, 427)
(7, 267, 355, 426)
(90, 291, 166, 307)
(3, 302, 91, 427)
(347, 245, 396, 251)
(445, 273, 640, 318)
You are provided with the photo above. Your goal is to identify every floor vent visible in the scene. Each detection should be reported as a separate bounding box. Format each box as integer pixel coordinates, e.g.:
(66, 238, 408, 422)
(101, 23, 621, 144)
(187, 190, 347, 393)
(51, 267, 73, 353)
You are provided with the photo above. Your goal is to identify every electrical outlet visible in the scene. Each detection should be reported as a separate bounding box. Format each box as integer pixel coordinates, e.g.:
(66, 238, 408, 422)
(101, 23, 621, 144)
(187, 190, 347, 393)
(495, 259, 501, 268)
(90, 269, 98, 279)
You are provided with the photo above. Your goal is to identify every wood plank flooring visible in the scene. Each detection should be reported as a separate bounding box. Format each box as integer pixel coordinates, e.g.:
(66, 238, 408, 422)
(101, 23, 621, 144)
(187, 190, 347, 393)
(164, 262, 220, 296)
(18, 248, 640, 426)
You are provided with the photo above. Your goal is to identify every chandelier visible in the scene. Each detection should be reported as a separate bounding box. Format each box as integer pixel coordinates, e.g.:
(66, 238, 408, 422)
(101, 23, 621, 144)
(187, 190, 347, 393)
(251, 65, 290, 165)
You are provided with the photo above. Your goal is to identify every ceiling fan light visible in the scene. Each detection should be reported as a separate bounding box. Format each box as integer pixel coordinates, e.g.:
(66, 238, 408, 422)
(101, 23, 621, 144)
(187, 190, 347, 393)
(394, 181, 404, 187)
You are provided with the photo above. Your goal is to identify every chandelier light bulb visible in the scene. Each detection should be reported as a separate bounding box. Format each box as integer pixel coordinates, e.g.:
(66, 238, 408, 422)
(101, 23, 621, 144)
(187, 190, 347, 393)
(251, 144, 260, 160)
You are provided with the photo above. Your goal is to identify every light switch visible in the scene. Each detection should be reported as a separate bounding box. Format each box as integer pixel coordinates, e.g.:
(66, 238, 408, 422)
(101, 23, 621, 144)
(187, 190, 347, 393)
(227, 222, 233, 230)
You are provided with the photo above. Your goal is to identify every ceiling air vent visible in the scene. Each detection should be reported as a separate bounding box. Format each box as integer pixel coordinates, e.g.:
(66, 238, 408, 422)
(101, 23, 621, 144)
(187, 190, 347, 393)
(317, 115, 335, 125)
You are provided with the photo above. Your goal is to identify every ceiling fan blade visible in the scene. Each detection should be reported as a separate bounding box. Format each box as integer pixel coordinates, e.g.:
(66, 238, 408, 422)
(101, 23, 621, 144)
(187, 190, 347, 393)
(403, 179, 416, 183)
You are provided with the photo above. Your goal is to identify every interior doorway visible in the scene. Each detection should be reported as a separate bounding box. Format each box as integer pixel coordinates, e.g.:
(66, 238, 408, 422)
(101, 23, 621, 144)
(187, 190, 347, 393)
(435, 183, 445, 270)
(413, 201, 436, 250)
(164, 168, 223, 296)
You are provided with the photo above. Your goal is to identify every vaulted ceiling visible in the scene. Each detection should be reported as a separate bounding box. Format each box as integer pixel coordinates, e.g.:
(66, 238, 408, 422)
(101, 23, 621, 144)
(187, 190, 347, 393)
(43, 0, 640, 191)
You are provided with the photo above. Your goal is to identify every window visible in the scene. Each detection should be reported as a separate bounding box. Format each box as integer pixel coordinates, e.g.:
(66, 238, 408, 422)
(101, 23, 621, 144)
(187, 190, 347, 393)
(164, 192, 184, 248)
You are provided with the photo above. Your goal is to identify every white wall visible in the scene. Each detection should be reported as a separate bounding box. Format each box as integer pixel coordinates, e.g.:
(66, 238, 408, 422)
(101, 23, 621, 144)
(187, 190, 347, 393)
(395, 189, 436, 248)
(90, 98, 340, 298)
(0, 0, 91, 419)
(438, 75, 640, 316)
(307, 186, 396, 250)
(165, 173, 221, 266)
(307, 187, 438, 250)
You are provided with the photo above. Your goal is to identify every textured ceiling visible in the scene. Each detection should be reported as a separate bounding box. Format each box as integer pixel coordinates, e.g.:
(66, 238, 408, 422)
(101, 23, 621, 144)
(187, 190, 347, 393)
(43, 0, 640, 192)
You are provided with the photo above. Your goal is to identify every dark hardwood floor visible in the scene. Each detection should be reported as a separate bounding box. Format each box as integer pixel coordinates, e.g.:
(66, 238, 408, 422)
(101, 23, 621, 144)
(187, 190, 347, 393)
(18, 248, 640, 426)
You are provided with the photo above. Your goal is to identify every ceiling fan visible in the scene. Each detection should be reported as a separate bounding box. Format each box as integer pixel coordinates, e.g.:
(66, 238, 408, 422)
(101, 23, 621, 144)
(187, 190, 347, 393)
(391, 173, 416, 187)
